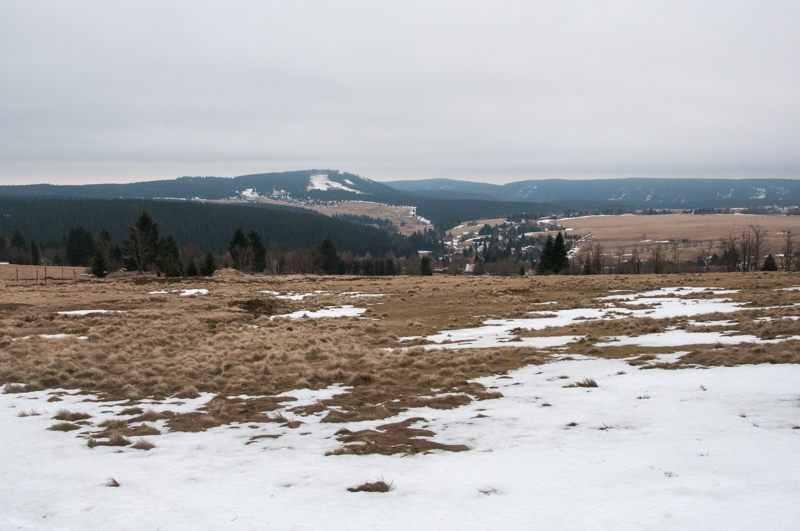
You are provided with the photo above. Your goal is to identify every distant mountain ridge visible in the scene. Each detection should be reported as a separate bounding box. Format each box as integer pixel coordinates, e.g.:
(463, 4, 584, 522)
(2, 170, 798, 212)
(385, 177, 800, 209)
(0, 170, 387, 201)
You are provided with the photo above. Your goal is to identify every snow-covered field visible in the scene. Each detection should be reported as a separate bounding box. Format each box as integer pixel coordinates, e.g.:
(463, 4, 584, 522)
(2, 357, 799, 530)
(2, 283, 799, 530)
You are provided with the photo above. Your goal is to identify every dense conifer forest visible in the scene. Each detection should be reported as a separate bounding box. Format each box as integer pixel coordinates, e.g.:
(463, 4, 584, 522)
(0, 198, 414, 258)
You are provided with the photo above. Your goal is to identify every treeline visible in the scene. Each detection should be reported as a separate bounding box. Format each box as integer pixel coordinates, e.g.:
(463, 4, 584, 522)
(0, 209, 442, 277)
(0, 198, 417, 258)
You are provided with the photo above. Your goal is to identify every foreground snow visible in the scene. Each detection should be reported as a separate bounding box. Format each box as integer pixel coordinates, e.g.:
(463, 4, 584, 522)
(2, 357, 799, 530)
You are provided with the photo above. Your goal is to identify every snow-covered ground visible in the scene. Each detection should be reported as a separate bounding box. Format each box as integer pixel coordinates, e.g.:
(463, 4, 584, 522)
(148, 289, 208, 296)
(306, 174, 362, 194)
(3, 285, 798, 529)
(271, 305, 366, 320)
(403, 287, 755, 351)
(2, 357, 799, 530)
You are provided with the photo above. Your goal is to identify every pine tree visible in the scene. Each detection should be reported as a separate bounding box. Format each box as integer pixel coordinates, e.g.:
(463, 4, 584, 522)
(185, 259, 199, 277)
(249, 230, 267, 273)
(762, 254, 778, 271)
(420, 255, 433, 276)
(200, 251, 217, 276)
(229, 228, 248, 270)
(91, 247, 108, 278)
(123, 212, 159, 273)
(519, 265, 526, 276)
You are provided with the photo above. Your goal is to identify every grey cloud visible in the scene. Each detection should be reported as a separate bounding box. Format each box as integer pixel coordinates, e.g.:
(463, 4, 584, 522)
(1, 1, 799, 184)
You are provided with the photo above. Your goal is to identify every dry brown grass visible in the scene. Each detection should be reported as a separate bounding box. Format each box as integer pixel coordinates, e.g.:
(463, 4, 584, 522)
(327, 417, 470, 456)
(131, 438, 156, 451)
(49, 422, 80, 431)
(1, 271, 799, 439)
(0, 264, 87, 282)
(558, 214, 800, 254)
(53, 410, 91, 421)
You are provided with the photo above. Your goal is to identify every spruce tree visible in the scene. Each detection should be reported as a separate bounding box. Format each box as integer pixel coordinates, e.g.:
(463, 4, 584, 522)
(158, 235, 182, 277)
(30, 241, 40, 266)
(318, 238, 340, 275)
(420, 255, 433, 276)
(122, 212, 159, 273)
(385, 258, 396, 276)
(582, 257, 593, 275)
(185, 259, 199, 277)
(66, 227, 95, 266)
(762, 254, 778, 271)
(553, 232, 569, 272)
(473, 257, 485, 275)
(249, 230, 267, 273)
(536, 235, 555, 275)
(200, 251, 217, 276)
(91, 247, 108, 278)
(229, 229, 248, 270)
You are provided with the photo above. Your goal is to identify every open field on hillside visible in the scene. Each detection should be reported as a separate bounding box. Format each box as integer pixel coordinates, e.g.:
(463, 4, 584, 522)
(446, 218, 508, 238)
(212, 197, 431, 236)
(557, 214, 800, 255)
(2, 271, 800, 529)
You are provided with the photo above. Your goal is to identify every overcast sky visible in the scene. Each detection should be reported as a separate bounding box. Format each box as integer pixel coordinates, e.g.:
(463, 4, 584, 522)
(1, 1, 799, 185)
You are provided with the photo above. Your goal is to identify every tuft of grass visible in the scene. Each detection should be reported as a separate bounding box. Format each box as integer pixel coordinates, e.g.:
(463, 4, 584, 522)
(348, 478, 393, 493)
(3, 384, 26, 394)
(49, 422, 80, 432)
(88, 432, 131, 447)
(564, 378, 598, 388)
(53, 409, 91, 421)
(16, 409, 41, 417)
(130, 409, 165, 423)
(131, 438, 156, 451)
(131, 423, 161, 436)
(119, 407, 143, 416)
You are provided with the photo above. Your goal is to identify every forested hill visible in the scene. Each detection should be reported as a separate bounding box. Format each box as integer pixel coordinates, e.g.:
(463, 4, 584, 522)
(0, 170, 399, 202)
(0, 170, 557, 226)
(386, 177, 800, 209)
(0, 198, 415, 256)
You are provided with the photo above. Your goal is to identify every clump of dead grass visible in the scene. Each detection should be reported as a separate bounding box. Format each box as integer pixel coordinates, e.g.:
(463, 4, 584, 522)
(348, 478, 393, 493)
(563, 378, 598, 388)
(49, 422, 81, 431)
(88, 432, 131, 447)
(53, 409, 91, 421)
(131, 437, 156, 451)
